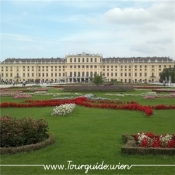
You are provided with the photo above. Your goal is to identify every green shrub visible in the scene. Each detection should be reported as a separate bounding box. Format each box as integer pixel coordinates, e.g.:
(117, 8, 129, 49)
(0, 116, 48, 147)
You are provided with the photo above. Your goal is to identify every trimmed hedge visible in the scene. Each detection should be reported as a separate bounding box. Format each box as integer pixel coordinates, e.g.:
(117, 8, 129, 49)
(121, 135, 175, 155)
(0, 133, 55, 154)
(63, 85, 134, 92)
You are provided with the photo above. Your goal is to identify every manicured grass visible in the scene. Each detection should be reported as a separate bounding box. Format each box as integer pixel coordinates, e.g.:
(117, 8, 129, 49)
(0, 88, 175, 175)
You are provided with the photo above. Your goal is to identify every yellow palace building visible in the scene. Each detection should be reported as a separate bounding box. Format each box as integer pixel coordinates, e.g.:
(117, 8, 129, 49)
(0, 52, 174, 83)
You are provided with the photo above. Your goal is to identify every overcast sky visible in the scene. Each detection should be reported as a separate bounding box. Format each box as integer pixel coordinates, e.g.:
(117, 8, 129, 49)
(1, 0, 175, 61)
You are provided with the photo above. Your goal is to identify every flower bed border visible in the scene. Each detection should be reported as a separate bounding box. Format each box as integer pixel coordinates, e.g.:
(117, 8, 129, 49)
(121, 135, 175, 155)
(0, 133, 55, 154)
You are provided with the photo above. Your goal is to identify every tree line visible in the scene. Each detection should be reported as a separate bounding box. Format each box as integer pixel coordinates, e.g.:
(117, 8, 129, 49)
(159, 67, 175, 83)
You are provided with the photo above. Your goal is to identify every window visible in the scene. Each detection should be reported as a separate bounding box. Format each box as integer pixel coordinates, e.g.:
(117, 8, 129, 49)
(82, 65, 84, 68)
(111, 73, 113, 76)
(125, 73, 127, 76)
(140, 73, 142, 76)
(74, 58, 76, 62)
(70, 66, 72, 68)
(107, 73, 109, 76)
(135, 73, 137, 77)
(74, 72, 76, 76)
(42, 73, 44, 77)
(82, 58, 84, 62)
(115, 73, 117, 76)
(78, 72, 80, 76)
(70, 72, 72, 77)
(86, 66, 89, 68)
(78, 58, 80, 62)
(145, 73, 147, 76)
(121, 73, 123, 76)
(129, 73, 131, 76)
(91, 58, 93, 62)
(95, 58, 97, 62)
(86, 58, 88, 62)
(78, 66, 80, 68)
(145, 65, 147, 68)
(95, 66, 97, 68)
(74, 66, 76, 68)
(115, 66, 117, 68)
(51, 73, 53, 76)
(135, 65, 137, 68)
(152, 65, 154, 68)
(70, 58, 72, 62)
(82, 72, 84, 76)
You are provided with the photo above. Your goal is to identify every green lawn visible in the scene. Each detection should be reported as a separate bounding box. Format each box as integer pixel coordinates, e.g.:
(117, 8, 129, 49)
(0, 88, 175, 175)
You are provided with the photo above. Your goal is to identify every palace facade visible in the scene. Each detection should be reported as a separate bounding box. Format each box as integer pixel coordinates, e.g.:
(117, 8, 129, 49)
(0, 52, 174, 83)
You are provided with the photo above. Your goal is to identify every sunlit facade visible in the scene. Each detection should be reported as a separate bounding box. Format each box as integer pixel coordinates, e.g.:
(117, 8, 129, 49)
(0, 52, 174, 83)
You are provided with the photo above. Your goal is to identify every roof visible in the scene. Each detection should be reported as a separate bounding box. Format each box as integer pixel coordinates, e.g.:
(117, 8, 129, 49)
(102, 57, 174, 63)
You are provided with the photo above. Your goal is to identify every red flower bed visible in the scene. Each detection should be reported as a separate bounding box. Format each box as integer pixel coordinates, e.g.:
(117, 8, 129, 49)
(152, 89, 175, 93)
(135, 132, 175, 148)
(134, 86, 165, 89)
(1, 97, 175, 116)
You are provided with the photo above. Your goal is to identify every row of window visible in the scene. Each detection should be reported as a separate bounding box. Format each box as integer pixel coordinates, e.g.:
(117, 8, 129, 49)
(69, 57, 98, 63)
(103, 73, 149, 77)
(1, 73, 65, 77)
(1, 65, 173, 71)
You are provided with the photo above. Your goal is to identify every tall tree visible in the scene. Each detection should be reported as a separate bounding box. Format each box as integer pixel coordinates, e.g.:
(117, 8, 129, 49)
(90, 73, 104, 86)
(159, 67, 175, 83)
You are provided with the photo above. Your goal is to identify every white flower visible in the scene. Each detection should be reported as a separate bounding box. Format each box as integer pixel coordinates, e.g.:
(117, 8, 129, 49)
(51, 103, 76, 116)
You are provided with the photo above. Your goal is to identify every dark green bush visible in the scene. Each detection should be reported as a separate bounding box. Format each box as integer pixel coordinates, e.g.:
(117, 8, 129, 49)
(0, 116, 48, 147)
(63, 85, 133, 92)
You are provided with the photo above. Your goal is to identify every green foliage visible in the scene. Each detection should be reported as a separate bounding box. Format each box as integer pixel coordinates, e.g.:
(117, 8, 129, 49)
(159, 67, 175, 83)
(0, 116, 48, 147)
(90, 73, 104, 86)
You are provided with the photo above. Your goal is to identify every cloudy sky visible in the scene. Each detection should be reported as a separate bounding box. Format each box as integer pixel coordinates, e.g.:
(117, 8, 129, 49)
(1, 0, 174, 61)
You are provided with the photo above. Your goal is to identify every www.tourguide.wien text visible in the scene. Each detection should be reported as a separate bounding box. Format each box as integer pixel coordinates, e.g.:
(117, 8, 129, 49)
(43, 160, 132, 173)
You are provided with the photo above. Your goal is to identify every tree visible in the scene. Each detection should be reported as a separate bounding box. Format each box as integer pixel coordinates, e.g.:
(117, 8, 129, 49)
(90, 73, 104, 86)
(159, 67, 175, 83)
